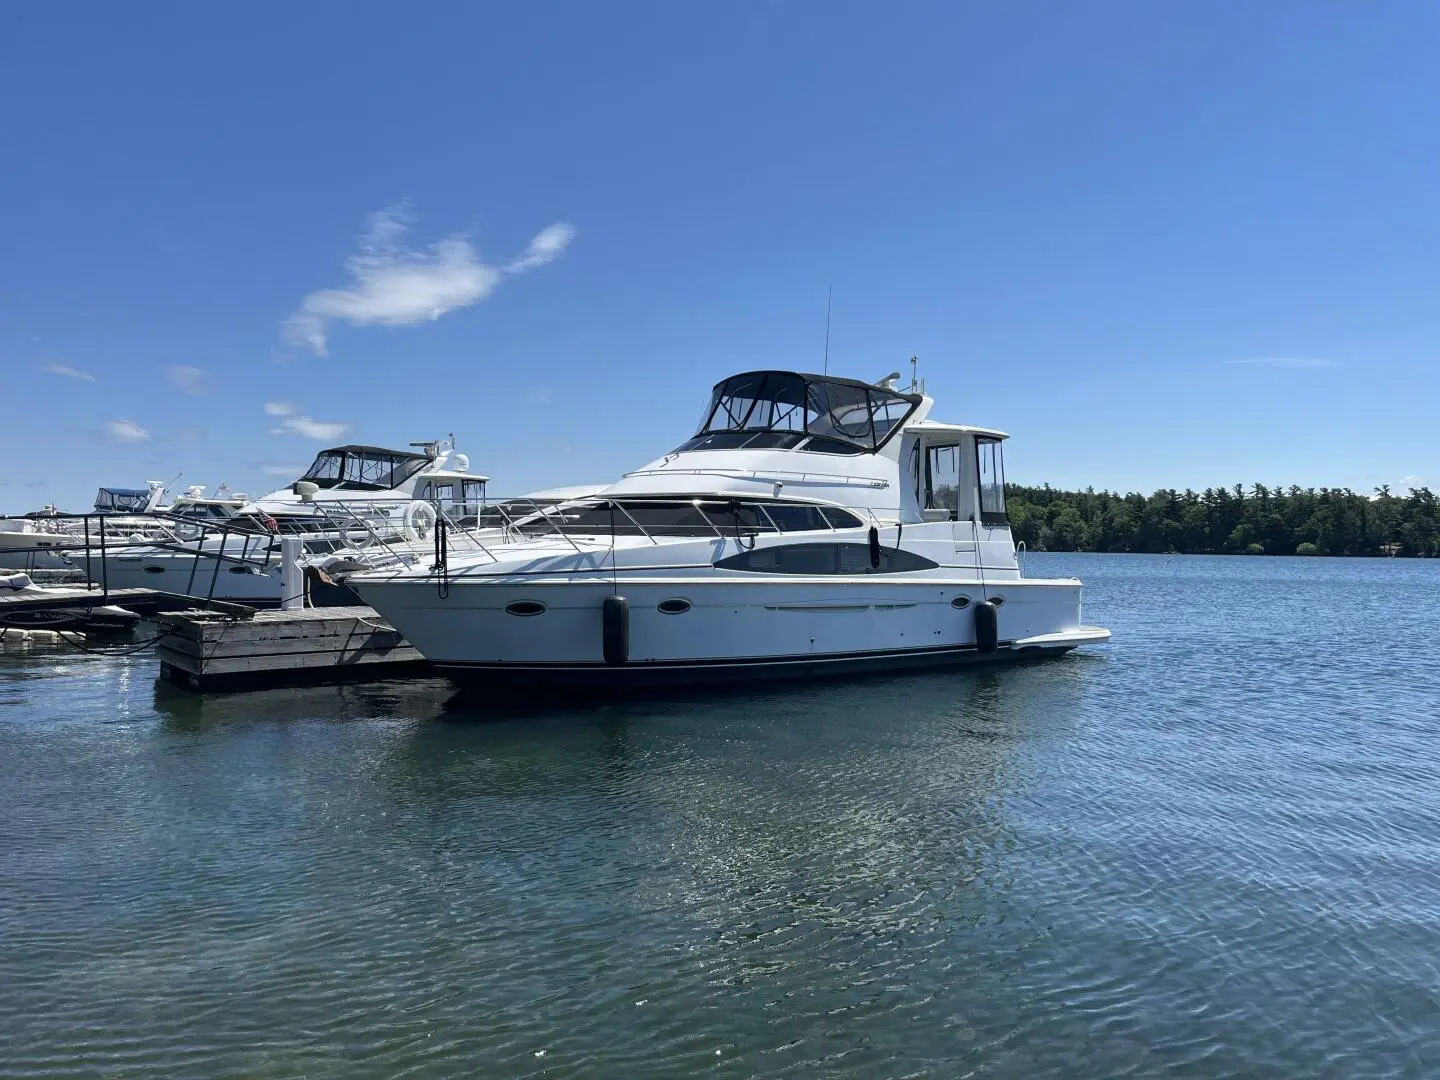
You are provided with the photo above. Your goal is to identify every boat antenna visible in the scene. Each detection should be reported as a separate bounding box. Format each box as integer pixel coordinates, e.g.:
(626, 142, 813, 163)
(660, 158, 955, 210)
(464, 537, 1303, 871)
(910, 355, 918, 393)
(823, 285, 832, 375)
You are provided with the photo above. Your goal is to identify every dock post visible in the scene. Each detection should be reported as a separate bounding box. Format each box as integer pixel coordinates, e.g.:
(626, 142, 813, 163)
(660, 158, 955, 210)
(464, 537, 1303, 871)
(280, 536, 304, 610)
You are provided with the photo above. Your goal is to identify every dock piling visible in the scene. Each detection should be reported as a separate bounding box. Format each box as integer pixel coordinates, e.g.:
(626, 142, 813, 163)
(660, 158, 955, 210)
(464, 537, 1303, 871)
(280, 536, 304, 611)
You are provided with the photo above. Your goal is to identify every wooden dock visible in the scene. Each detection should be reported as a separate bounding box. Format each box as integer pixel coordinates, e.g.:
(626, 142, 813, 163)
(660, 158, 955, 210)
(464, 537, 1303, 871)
(0, 585, 254, 619)
(155, 606, 431, 691)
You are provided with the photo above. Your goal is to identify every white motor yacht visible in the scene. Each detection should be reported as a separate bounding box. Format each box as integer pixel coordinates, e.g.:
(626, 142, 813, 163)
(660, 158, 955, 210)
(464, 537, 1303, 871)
(0, 514, 78, 571)
(0, 482, 240, 571)
(69, 440, 487, 604)
(234, 440, 478, 535)
(347, 369, 1110, 689)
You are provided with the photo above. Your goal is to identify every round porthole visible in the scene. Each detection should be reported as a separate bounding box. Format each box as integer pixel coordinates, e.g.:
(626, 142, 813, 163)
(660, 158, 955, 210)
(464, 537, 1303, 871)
(988, 596, 1005, 606)
(657, 598, 691, 615)
(504, 600, 546, 617)
(950, 596, 971, 609)
(143, 566, 165, 574)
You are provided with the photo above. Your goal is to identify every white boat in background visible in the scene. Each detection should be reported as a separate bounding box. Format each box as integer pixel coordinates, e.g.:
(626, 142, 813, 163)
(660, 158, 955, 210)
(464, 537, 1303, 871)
(67, 439, 490, 604)
(0, 483, 244, 571)
(347, 367, 1110, 690)
(92, 483, 169, 517)
(0, 516, 78, 571)
(234, 440, 481, 535)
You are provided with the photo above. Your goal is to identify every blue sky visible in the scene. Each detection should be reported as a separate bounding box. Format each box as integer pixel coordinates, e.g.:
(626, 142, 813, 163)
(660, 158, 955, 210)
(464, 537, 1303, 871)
(4, 2, 1439, 510)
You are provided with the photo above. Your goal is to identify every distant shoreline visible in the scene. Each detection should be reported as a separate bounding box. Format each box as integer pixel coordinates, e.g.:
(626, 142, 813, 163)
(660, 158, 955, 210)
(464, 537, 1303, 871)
(1022, 549, 1428, 559)
(1006, 483, 1437, 558)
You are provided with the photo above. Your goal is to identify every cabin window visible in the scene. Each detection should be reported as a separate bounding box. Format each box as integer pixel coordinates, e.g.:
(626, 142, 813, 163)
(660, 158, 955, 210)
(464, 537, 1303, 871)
(714, 543, 939, 574)
(797, 436, 867, 456)
(515, 499, 860, 538)
(819, 506, 863, 530)
(762, 503, 861, 532)
(977, 438, 1007, 525)
(925, 445, 961, 517)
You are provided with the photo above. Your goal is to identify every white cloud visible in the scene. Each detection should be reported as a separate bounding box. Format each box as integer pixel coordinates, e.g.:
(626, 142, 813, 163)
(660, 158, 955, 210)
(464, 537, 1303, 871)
(504, 223, 577, 273)
(104, 419, 150, 444)
(262, 400, 349, 440)
(42, 363, 94, 381)
(1225, 357, 1338, 368)
(282, 204, 576, 356)
(166, 365, 209, 395)
(260, 464, 305, 476)
(270, 415, 352, 441)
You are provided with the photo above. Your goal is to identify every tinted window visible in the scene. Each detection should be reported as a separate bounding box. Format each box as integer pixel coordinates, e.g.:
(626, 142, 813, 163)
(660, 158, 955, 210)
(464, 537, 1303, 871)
(761, 504, 830, 532)
(818, 506, 864, 529)
(715, 543, 939, 574)
(674, 431, 807, 453)
(798, 436, 866, 456)
(513, 499, 862, 538)
(523, 500, 759, 538)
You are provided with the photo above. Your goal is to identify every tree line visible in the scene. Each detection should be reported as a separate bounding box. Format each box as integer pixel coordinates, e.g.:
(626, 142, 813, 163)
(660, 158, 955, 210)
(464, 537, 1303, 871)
(1005, 483, 1440, 557)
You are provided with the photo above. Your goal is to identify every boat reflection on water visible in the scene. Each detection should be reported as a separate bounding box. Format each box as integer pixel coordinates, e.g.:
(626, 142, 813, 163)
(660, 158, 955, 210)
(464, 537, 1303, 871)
(332, 667, 1072, 943)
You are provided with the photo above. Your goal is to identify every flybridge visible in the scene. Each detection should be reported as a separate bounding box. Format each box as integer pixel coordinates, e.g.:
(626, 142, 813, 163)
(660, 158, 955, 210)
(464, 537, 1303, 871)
(672, 371, 922, 456)
(295, 446, 434, 493)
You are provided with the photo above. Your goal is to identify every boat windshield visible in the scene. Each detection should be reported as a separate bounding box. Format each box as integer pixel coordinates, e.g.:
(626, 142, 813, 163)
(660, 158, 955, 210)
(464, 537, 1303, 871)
(507, 497, 865, 538)
(170, 502, 238, 521)
(674, 371, 920, 455)
(93, 488, 152, 513)
(297, 446, 431, 492)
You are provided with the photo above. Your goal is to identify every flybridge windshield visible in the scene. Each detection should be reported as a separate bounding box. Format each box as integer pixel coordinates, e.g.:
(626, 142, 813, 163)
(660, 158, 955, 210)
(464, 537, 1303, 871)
(675, 372, 920, 455)
(93, 488, 151, 513)
(298, 447, 429, 492)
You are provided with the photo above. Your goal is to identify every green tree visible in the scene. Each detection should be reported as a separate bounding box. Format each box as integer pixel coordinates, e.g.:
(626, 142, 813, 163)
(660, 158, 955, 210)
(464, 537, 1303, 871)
(1002, 480, 1440, 559)
(1048, 507, 1090, 551)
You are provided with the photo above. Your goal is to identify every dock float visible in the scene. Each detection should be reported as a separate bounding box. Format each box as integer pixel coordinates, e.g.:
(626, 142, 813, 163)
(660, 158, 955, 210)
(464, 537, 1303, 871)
(155, 606, 430, 691)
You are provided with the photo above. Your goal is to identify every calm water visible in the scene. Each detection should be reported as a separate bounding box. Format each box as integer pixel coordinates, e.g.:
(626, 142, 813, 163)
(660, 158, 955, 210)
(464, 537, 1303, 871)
(2, 553, 1438, 1078)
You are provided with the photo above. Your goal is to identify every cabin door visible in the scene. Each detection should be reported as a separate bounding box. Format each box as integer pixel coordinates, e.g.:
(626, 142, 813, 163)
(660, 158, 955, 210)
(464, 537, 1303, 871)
(973, 436, 1012, 570)
(918, 441, 982, 570)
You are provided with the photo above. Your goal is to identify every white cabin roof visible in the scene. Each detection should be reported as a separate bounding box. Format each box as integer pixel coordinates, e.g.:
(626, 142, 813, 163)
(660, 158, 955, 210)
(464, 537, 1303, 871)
(903, 419, 1009, 440)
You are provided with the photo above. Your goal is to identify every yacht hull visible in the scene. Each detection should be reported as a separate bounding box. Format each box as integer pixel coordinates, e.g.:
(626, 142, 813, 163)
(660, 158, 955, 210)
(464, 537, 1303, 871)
(431, 640, 1082, 691)
(74, 552, 285, 605)
(351, 574, 1108, 690)
(0, 531, 76, 571)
